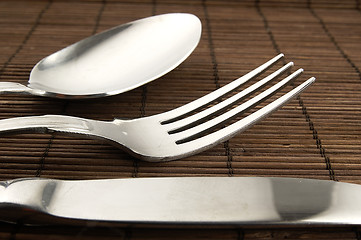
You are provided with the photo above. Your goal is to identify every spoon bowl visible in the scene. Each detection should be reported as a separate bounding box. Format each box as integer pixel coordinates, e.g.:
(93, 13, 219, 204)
(0, 13, 202, 99)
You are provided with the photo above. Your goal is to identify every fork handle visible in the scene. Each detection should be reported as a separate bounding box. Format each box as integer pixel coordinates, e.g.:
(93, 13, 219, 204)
(0, 115, 131, 151)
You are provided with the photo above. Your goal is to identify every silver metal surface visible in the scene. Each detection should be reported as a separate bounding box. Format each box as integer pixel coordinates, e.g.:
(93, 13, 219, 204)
(0, 177, 360, 225)
(0, 13, 201, 98)
(0, 54, 315, 161)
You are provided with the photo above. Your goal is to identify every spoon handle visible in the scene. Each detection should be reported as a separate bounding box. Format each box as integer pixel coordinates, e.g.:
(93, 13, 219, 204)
(0, 82, 33, 94)
(0, 114, 99, 136)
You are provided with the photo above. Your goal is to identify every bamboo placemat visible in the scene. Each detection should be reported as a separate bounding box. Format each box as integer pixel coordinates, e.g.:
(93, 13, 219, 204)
(0, 0, 361, 239)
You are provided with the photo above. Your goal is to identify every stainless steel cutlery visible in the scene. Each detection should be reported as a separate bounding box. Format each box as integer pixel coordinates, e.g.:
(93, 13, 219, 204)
(0, 13, 201, 98)
(0, 54, 314, 161)
(1, 177, 360, 225)
(0, 13, 339, 228)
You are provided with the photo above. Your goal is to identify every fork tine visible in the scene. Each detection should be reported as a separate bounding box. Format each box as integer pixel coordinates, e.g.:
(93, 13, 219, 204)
(166, 61, 294, 133)
(160, 54, 285, 123)
(173, 69, 304, 144)
(176, 77, 315, 150)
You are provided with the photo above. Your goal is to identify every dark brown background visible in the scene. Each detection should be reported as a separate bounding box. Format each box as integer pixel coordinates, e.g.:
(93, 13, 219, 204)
(0, 0, 361, 239)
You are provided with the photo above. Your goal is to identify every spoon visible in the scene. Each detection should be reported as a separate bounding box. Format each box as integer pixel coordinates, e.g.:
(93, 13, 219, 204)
(0, 13, 201, 99)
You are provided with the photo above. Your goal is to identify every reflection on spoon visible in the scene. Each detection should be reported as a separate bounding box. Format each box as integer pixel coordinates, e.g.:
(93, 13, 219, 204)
(0, 13, 202, 99)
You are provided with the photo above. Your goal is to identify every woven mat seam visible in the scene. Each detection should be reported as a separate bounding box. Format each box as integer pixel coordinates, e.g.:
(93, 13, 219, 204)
(308, 2, 361, 82)
(9, 220, 23, 240)
(237, 229, 245, 240)
(132, 0, 158, 178)
(203, 0, 234, 176)
(92, 0, 107, 35)
(307, 0, 361, 180)
(256, 0, 338, 181)
(38, 0, 107, 177)
(1, 0, 54, 178)
(355, 227, 361, 240)
(0, 2, 52, 75)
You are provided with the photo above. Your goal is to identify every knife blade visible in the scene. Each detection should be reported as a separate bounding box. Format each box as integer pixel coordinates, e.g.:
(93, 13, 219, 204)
(1, 177, 360, 225)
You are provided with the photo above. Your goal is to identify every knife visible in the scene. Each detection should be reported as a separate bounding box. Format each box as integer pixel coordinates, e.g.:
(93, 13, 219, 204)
(1, 177, 360, 226)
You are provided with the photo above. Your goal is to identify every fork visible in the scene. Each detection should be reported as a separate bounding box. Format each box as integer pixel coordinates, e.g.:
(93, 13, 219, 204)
(0, 54, 315, 162)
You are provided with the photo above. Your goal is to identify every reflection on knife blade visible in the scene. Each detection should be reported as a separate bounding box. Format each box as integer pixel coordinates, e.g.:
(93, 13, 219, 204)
(0, 177, 360, 226)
